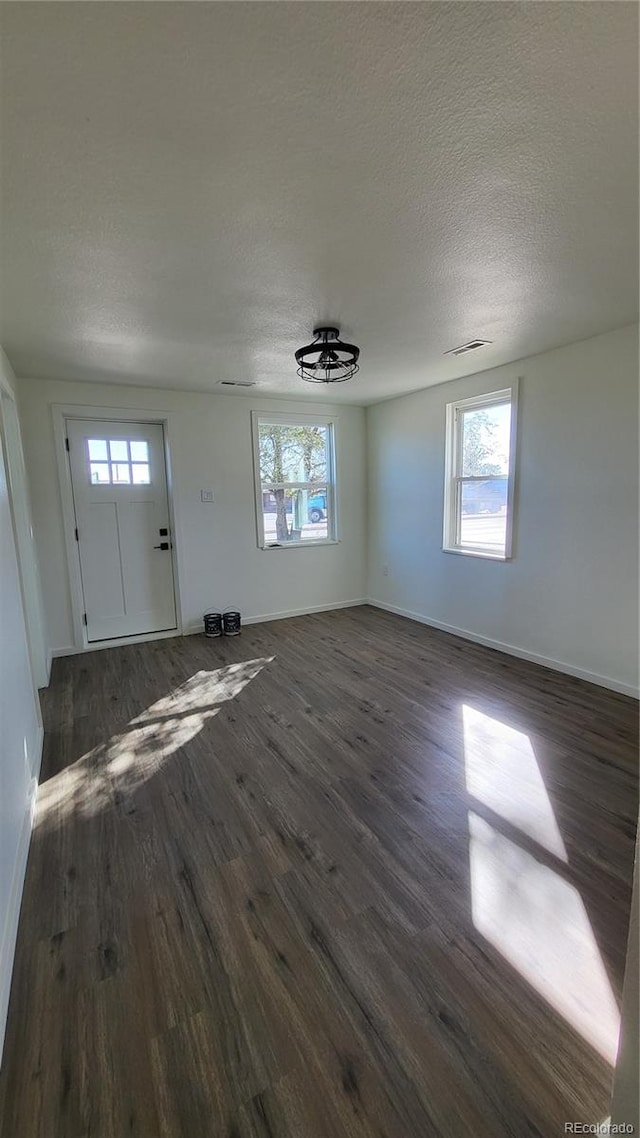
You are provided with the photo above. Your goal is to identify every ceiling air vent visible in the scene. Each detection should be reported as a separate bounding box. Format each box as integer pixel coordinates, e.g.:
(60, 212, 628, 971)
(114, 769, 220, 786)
(219, 380, 256, 388)
(444, 339, 492, 357)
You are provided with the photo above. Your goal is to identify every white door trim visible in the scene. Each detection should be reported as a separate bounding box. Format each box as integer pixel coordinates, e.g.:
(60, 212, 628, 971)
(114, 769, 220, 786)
(0, 377, 49, 689)
(52, 403, 185, 651)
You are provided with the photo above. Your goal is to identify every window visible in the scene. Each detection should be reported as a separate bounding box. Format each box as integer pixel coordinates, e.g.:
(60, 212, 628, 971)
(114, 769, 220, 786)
(252, 413, 337, 548)
(87, 439, 151, 485)
(443, 385, 517, 559)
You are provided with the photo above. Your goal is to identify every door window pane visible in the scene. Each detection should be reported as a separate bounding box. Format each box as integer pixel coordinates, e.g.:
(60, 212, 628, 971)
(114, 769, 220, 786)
(86, 435, 154, 485)
(87, 439, 108, 461)
(129, 440, 149, 463)
(90, 463, 111, 484)
(109, 440, 129, 463)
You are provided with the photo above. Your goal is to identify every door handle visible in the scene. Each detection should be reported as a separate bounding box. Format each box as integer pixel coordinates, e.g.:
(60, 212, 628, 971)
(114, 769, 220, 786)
(154, 542, 170, 550)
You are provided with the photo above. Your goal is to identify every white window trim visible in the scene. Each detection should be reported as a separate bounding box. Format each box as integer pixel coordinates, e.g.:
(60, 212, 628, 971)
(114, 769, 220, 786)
(442, 381, 518, 561)
(250, 410, 339, 550)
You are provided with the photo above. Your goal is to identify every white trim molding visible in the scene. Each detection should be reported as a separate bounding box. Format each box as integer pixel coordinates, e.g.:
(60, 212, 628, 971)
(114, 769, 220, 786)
(442, 380, 519, 561)
(367, 597, 639, 699)
(51, 627, 181, 658)
(0, 379, 49, 690)
(250, 409, 339, 550)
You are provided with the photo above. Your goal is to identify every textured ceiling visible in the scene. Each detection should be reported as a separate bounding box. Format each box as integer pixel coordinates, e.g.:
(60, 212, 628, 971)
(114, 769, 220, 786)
(0, 2, 637, 405)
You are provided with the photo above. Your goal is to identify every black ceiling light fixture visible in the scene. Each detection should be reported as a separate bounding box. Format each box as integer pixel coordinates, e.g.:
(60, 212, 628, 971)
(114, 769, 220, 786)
(295, 326, 360, 384)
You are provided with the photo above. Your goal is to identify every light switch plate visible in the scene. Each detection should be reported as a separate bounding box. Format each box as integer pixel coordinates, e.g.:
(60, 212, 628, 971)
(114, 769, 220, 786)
(201, 490, 214, 502)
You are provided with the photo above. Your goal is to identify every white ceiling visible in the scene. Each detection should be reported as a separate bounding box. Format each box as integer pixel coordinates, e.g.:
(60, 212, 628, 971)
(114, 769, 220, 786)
(0, 2, 637, 405)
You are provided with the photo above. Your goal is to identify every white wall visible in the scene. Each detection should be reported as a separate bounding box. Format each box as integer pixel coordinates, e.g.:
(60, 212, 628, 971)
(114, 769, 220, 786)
(367, 324, 639, 695)
(17, 379, 367, 653)
(0, 353, 42, 1058)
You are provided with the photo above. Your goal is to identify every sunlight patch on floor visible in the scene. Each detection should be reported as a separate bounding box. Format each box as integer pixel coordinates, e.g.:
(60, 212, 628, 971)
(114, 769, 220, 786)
(36, 658, 272, 829)
(463, 704, 567, 860)
(468, 811, 620, 1064)
(130, 659, 273, 725)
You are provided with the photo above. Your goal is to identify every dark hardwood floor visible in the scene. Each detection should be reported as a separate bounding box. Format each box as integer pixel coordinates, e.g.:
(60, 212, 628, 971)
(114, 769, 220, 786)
(1, 606, 638, 1137)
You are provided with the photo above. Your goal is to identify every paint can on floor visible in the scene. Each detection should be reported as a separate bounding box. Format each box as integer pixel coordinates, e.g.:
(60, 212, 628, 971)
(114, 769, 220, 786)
(203, 612, 223, 637)
(223, 610, 242, 636)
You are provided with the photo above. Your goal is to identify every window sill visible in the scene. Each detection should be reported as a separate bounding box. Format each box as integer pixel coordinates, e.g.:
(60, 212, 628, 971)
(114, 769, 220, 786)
(442, 545, 510, 562)
(260, 539, 340, 551)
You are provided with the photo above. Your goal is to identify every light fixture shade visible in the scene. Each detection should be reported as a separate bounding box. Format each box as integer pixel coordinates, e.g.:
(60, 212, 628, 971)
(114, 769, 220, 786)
(295, 326, 360, 383)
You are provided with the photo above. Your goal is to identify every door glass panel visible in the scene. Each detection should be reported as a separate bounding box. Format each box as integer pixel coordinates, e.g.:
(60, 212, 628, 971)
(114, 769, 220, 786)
(109, 440, 129, 463)
(86, 436, 153, 485)
(88, 439, 108, 461)
(90, 462, 111, 484)
(129, 440, 149, 462)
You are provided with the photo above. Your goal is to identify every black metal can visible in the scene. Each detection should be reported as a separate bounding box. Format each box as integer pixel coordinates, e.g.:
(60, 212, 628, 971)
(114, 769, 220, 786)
(204, 612, 223, 637)
(223, 611, 242, 636)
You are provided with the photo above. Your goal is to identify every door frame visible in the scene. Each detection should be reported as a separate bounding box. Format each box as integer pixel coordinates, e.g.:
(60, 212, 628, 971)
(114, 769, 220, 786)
(0, 372, 49, 689)
(52, 403, 184, 652)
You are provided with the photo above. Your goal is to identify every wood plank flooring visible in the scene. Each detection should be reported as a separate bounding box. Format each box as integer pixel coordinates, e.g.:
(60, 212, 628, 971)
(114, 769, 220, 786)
(1, 606, 638, 1137)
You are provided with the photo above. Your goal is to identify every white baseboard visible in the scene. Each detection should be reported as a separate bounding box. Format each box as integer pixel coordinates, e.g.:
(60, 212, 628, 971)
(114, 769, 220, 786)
(51, 602, 367, 647)
(367, 598, 639, 699)
(244, 598, 367, 626)
(51, 645, 81, 659)
(0, 725, 42, 1063)
(32, 722, 44, 784)
(51, 627, 182, 659)
(184, 598, 367, 636)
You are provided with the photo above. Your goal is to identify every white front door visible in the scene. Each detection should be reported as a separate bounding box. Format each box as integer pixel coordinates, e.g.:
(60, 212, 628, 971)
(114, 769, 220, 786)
(66, 419, 177, 643)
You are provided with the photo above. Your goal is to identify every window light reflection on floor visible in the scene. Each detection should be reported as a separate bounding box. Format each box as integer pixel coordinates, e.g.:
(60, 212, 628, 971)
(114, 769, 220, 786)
(467, 811, 620, 1065)
(463, 703, 567, 861)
